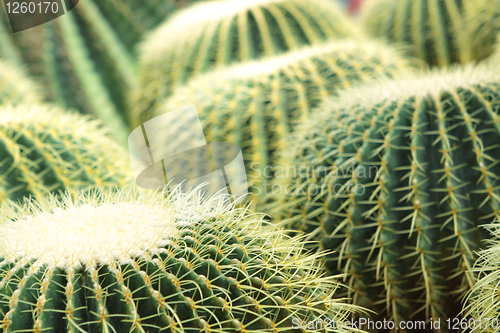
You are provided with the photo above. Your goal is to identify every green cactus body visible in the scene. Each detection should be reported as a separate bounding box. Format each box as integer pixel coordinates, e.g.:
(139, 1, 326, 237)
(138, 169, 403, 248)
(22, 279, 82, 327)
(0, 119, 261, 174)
(160, 40, 414, 206)
(0, 104, 132, 204)
(360, 0, 498, 68)
(0, 0, 190, 146)
(132, 0, 362, 128)
(0, 60, 40, 105)
(270, 64, 500, 325)
(463, 223, 500, 332)
(0, 189, 360, 332)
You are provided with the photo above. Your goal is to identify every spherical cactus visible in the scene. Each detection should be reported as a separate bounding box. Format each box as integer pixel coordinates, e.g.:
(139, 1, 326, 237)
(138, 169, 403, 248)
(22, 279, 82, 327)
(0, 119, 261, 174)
(0, 104, 132, 204)
(0, 60, 40, 106)
(132, 0, 362, 127)
(159, 40, 414, 206)
(269, 63, 500, 324)
(0, 188, 362, 332)
(463, 223, 500, 332)
(360, 0, 500, 68)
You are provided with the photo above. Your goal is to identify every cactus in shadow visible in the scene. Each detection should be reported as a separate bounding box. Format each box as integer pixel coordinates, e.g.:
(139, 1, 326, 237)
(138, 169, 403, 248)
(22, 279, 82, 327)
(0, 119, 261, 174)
(269, 63, 500, 325)
(0, 188, 364, 332)
(0, 104, 132, 204)
(132, 0, 362, 128)
(160, 40, 415, 206)
(361, 0, 500, 68)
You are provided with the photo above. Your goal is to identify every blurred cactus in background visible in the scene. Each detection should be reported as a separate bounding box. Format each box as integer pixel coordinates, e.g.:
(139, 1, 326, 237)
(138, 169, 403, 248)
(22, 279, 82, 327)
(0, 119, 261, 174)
(0, 104, 132, 204)
(361, 0, 500, 68)
(158, 39, 415, 206)
(0, 0, 199, 146)
(132, 0, 362, 128)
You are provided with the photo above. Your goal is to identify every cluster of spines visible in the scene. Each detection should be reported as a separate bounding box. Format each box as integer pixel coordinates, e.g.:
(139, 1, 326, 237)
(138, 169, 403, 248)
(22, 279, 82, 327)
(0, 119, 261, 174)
(463, 223, 500, 332)
(132, 0, 361, 127)
(0, 189, 359, 332)
(161, 40, 414, 205)
(0, 104, 132, 204)
(270, 64, 500, 324)
(360, 0, 497, 67)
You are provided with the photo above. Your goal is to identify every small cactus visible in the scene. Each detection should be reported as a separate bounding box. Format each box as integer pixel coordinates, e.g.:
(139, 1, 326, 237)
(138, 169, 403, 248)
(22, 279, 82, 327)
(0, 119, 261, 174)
(132, 0, 362, 127)
(463, 223, 500, 332)
(0, 104, 132, 204)
(0, 60, 40, 106)
(361, 0, 500, 68)
(159, 40, 414, 205)
(0, 188, 363, 332)
(269, 63, 500, 324)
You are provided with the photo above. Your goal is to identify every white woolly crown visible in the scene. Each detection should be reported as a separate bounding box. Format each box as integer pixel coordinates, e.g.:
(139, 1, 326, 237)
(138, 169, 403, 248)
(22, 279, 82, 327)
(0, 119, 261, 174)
(0, 188, 236, 269)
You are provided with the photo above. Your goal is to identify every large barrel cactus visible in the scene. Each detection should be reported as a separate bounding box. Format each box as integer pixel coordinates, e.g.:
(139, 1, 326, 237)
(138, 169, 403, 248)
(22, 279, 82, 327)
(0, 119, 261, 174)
(0, 0, 195, 146)
(270, 64, 500, 324)
(160, 40, 414, 205)
(0, 104, 132, 204)
(0, 60, 40, 105)
(0, 188, 361, 332)
(463, 223, 500, 332)
(360, 0, 500, 68)
(132, 0, 362, 127)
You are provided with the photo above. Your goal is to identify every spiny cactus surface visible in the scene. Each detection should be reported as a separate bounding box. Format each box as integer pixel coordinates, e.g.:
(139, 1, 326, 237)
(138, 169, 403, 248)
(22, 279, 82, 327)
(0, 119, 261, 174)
(160, 40, 414, 205)
(0, 104, 132, 204)
(270, 64, 500, 325)
(361, 0, 500, 68)
(463, 223, 500, 333)
(0, 60, 40, 106)
(0, 188, 361, 332)
(132, 0, 361, 127)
